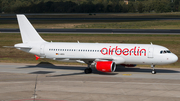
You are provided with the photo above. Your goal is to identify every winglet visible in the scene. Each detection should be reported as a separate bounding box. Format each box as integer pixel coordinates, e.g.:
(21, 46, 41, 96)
(35, 55, 40, 60)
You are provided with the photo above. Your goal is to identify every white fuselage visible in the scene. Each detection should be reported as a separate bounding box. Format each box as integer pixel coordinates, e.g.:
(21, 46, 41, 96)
(17, 42, 178, 65)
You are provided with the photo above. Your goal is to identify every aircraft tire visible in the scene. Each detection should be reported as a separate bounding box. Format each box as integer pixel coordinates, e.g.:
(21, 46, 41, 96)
(84, 68, 92, 74)
(152, 70, 156, 74)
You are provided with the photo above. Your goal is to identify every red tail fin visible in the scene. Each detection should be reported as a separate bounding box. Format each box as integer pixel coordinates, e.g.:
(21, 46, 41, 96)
(35, 55, 40, 60)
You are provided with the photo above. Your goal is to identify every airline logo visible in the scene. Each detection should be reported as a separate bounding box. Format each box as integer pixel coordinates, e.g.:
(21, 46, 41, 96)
(101, 46, 146, 56)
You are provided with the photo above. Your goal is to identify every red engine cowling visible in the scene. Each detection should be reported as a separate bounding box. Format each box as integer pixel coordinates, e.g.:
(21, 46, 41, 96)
(95, 61, 116, 72)
(121, 64, 137, 67)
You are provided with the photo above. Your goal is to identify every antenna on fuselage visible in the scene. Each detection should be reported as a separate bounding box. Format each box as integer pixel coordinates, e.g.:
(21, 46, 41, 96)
(150, 42, 153, 45)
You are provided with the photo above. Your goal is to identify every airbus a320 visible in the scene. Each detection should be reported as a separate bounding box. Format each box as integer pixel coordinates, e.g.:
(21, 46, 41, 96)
(10, 15, 178, 74)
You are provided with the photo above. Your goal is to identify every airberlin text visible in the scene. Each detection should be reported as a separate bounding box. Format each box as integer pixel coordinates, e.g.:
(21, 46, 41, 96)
(101, 46, 146, 56)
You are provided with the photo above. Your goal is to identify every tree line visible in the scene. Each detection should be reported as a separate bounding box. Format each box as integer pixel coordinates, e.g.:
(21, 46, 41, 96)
(0, 0, 180, 13)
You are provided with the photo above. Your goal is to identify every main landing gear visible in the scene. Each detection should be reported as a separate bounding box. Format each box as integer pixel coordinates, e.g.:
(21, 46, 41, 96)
(84, 68, 92, 74)
(151, 65, 156, 74)
(84, 64, 92, 74)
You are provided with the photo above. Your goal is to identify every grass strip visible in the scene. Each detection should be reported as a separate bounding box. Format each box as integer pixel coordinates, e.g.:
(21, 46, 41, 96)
(1, 20, 180, 29)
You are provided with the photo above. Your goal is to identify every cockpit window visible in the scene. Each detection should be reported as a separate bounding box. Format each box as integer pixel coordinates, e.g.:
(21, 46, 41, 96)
(167, 50, 171, 53)
(160, 50, 171, 54)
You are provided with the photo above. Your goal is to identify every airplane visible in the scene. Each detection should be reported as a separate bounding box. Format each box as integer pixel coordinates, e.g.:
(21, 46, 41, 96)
(10, 14, 178, 74)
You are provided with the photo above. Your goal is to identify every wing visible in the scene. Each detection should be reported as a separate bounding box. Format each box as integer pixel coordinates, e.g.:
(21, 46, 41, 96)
(55, 57, 125, 65)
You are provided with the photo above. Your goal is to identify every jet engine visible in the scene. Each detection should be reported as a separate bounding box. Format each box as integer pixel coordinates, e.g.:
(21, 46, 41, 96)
(95, 61, 116, 72)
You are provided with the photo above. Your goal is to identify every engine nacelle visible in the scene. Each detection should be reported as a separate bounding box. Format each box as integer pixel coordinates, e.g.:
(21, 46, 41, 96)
(121, 64, 137, 67)
(95, 61, 116, 72)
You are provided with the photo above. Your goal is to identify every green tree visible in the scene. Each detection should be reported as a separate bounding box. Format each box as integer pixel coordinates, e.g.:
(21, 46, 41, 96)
(174, 0, 180, 12)
(122, 3, 128, 13)
(114, 4, 122, 12)
(128, 2, 136, 12)
(106, 4, 113, 12)
(102, 0, 108, 12)
(137, 2, 143, 13)
(0, 0, 178, 13)
(0, 0, 2, 12)
(154, 0, 171, 13)
(95, 3, 104, 12)
(143, 0, 154, 13)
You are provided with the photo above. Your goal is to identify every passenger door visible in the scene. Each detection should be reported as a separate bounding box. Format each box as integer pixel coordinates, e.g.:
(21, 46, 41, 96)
(40, 44, 45, 57)
(148, 47, 154, 58)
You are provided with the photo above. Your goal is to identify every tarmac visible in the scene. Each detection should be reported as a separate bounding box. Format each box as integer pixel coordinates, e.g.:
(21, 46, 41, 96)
(1, 29, 180, 34)
(0, 62, 180, 101)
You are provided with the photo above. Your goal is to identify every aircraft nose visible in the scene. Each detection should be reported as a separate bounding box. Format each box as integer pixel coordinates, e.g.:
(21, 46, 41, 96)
(171, 54, 178, 63)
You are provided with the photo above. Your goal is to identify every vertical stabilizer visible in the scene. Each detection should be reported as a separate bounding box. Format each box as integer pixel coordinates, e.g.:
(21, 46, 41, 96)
(17, 14, 45, 43)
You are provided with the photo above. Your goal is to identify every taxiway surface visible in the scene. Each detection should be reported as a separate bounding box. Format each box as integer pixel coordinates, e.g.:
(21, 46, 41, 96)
(0, 63, 180, 101)
(1, 29, 180, 34)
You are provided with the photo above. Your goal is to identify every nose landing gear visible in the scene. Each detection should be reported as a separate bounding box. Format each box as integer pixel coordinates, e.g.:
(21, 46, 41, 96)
(151, 65, 156, 74)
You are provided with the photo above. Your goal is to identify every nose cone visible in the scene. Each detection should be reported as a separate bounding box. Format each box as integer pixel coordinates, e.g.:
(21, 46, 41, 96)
(171, 54, 178, 63)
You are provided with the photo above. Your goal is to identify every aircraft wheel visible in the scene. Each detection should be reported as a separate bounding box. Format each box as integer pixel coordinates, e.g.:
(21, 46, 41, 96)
(152, 70, 156, 74)
(89, 68, 92, 73)
(84, 68, 92, 74)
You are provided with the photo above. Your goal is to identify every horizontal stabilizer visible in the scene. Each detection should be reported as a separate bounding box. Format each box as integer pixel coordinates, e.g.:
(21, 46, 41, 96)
(3, 45, 32, 49)
(14, 43, 32, 49)
(14, 46, 32, 49)
(3, 46, 15, 48)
